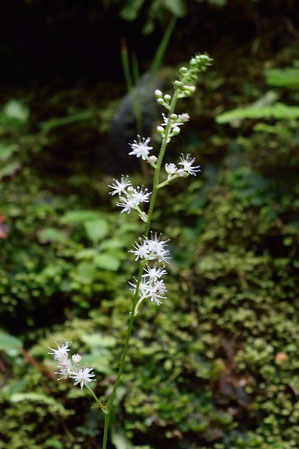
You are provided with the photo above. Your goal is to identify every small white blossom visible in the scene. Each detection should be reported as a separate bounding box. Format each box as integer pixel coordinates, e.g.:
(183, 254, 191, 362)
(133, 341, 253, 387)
(142, 265, 167, 281)
(129, 136, 153, 160)
(165, 163, 178, 176)
(109, 176, 131, 196)
(129, 234, 170, 264)
(48, 342, 70, 362)
(55, 358, 73, 379)
(71, 367, 95, 390)
(146, 279, 167, 305)
(131, 187, 151, 205)
(116, 197, 137, 214)
(129, 238, 150, 260)
(72, 353, 81, 363)
(178, 153, 201, 176)
(177, 113, 190, 123)
(146, 233, 171, 263)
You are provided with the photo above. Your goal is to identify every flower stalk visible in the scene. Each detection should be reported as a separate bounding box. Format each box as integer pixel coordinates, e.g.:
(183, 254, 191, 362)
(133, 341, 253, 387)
(48, 53, 212, 449)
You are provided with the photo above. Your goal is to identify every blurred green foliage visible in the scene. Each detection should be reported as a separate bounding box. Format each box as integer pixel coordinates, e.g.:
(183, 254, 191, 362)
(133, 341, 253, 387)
(0, 33, 298, 449)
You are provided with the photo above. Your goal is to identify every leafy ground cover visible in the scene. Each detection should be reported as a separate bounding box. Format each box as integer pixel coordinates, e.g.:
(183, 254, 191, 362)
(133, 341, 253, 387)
(0, 35, 298, 449)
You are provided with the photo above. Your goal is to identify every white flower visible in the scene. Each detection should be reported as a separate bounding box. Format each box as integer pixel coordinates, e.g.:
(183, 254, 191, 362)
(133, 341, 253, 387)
(178, 154, 201, 176)
(116, 197, 137, 214)
(129, 234, 170, 263)
(131, 187, 151, 205)
(129, 136, 153, 160)
(71, 367, 95, 390)
(142, 265, 167, 281)
(72, 353, 81, 363)
(109, 176, 131, 196)
(146, 279, 167, 305)
(129, 238, 150, 260)
(129, 278, 150, 297)
(55, 358, 73, 379)
(48, 342, 70, 362)
(177, 113, 190, 123)
(165, 163, 177, 176)
(130, 277, 167, 306)
(146, 233, 171, 263)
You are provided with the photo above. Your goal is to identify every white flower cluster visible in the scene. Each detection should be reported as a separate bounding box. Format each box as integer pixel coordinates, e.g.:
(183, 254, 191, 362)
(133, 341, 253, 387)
(109, 175, 151, 222)
(129, 234, 170, 314)
(48, 342, 95, 390)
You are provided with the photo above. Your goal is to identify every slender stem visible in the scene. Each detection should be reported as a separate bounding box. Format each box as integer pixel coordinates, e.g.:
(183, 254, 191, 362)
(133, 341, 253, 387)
(144, 90, 179, 236)
(101, 89, 180, 449)
(86, 385, 108, 414)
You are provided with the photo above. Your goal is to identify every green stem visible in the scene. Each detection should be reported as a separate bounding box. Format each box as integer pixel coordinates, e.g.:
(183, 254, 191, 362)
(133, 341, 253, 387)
(144, 90, 179, 236)
(86, 385, 108, 415)
(101, 89, 180, 449)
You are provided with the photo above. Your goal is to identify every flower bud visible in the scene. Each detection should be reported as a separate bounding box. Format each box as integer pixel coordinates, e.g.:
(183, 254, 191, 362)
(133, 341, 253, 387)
(165, 163, 177, 175)
(72, 353, 81, 363)
(179, 67, 188, 74)
(177, 169, 185, 177)
(172, 126, 181, 136)
(164, 94, 171, 102)
(157, 126, 164, 135)
(155, 89, 163, 98)
(157, 98, 164, 105)
(148, 155, 157, 163)
(174, 80, 183, 88)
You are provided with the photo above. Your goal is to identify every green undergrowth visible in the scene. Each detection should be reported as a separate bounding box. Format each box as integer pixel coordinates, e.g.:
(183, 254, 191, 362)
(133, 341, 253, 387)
(0, 43, 298, 449)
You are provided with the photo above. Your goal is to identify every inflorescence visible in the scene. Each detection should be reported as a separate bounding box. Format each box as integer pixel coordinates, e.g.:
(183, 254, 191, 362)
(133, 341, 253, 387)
(107, 53, 213, 315)
(49, 342, 95, 390)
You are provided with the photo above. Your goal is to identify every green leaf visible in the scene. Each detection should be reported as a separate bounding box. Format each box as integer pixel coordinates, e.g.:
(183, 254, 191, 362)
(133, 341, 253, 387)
(266, 67, 299, 89)
(76, 248, 98, 260)
(39, 110, 93, 132)
(216, 102, 299, 124)
(164, 0, 187, 17)
(82, 333, 116, 348)
(10, 392, 57, 404)
(60, 210, 103, 224)
(75, 262, 97, 281)
(44, 438, 63, 449)
(0, 333, 22, 354)
(81, 353, 111, 374)
(0, 143, 18, 161)
(0, 161, 21, 179)
(84, 219, 108, 243)
(37, 227, 67, 243)
(120, 0, 145, 21)
(111, 428, 134, 449)
(99, 239, 127, 251)
(94, 253, 121, 271)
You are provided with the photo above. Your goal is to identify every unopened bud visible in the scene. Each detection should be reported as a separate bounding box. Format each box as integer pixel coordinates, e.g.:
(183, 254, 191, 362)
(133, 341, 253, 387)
(72, 353, 81, 363)
(179, 67, 188, 74)
(188, 85, 196, 93)
(177, 169, 185, 177)
(164, 94, 171, 102)
(155, 89, 163, 98)
(165, 163, 177, 175)
(148, 155, 157, 164)
(157, 126, 164, 135)
(174, 80, 183, 88)
(172, 126, 181, 136)
(157, 98, 164, 105)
